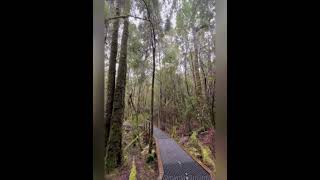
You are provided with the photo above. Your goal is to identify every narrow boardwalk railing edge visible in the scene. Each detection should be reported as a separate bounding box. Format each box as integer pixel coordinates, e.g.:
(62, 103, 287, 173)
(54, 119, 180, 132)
(155, 137, 164, 180)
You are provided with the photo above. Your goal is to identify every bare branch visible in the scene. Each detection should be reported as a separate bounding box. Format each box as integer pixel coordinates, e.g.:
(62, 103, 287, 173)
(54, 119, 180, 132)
(140, 0, 151, 18)
(107, 15, 150, 22)
(129, 15, 150, 21)
(196, 24, 209, 32)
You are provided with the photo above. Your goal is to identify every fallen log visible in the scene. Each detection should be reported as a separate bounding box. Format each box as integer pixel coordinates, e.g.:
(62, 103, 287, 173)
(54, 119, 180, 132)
(124, 132, 144, 151)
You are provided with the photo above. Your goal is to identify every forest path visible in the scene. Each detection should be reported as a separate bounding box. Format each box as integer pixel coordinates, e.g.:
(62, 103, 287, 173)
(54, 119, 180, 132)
(153, 127, 212, 180)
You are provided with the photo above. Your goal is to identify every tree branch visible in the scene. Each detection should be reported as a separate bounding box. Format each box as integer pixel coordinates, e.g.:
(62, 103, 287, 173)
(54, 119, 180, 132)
(107, 15, 150, 22)
(140, 0, 156, 45)
(196, 24, 209, 32)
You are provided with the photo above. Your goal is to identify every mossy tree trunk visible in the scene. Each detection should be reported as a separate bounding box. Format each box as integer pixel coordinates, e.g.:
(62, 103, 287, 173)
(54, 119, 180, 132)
(105, 0, 120, 150)
(106, 0, 130, 172)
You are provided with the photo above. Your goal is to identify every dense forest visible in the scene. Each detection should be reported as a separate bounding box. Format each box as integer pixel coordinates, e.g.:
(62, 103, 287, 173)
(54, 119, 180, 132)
(104, 0, 216, 179)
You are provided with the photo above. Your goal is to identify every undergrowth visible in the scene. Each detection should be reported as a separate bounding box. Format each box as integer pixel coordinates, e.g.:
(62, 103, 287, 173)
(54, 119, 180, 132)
(184, 130, 216, 175)
(129, 159, 137, 180)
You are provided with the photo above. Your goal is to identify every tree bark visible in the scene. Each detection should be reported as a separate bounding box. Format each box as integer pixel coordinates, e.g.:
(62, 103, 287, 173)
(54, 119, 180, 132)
(137, 83, 142, 113)
(149, 41, 155, 154)
(183, 45, 193, 133)
(141, 0, 156, 154)
(199, 51, 208, 101)
(158, 46, 162, 129)
(189, 51, 197, 93)
(106, 0, 130, 171)
(192, 29, 203, 103)
(105, 0, 120, 150)
(183, 40, 191, 97)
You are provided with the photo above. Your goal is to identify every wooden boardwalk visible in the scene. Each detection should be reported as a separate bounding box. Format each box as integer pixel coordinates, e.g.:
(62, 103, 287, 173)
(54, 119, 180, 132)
(153, 127, 212, 180)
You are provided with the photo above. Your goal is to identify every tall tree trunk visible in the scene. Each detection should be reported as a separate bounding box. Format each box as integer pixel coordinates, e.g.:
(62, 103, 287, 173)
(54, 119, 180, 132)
(207, 47, 215, 128)
(144, 84, 148, 107)
(184, 57, 191, 97)
(211, 78, 216, 128)
(183, 49, 193, 133)
(106, 0, 130, 171)
(149, 40, 155, 154)
(104, 0, 115, 43)
(183, 40, 191, 97)
(138, 51, 148, 114)
(137, 83, 142, 113)
(199, 49, 210, 128)
(192, 29, 203, 103)
(143, 0, 156, 154)
(105, 0, 120, 150)
(192, 29, 205, 127)
(189, 51, 196, 92)
(210, 54, 216, 128)
(199, 52, 208, 101)
(158, 47, 162, 128)
(183, 41, 195, 109)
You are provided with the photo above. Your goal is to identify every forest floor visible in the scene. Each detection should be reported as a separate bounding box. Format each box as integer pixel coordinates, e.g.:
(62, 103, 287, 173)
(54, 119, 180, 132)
(105, 123, 158, 180)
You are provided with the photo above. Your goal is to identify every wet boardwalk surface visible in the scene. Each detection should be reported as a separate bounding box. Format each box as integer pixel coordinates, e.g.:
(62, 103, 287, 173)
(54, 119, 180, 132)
(153, 127, 212, 180)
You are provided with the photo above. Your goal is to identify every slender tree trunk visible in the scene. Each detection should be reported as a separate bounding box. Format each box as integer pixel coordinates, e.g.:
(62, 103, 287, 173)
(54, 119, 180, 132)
(212, 78, 216, 128)
(199, 49, 210, 127)
(189, 51, 196, 92)
(143, 0, 156, 153)
(138, 51, 148, 114)
(210, 54, 216, 128)
(192, 29, 206, 128)
(199, 53, 208, 101)
(183, 41, 195, 109)
(105, 0, 120, 150)
(104, 0, 115, 43)
(141, 83, 145, 112)
(184, 54, 191, 97)
(149, 38, 155, 154)
(137, 84, 142, 113)
(207, 47, 215, 128)
(192, 29, 203, 102)
(163, 97, 167, 131)
(183, 51, 193, 133)
(129, 93, 143, 151)
(106, 0, 130, 171)
(183, 40, 191, 97)
(158, 47, 162, 128)
(144, 84, 148, 107)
